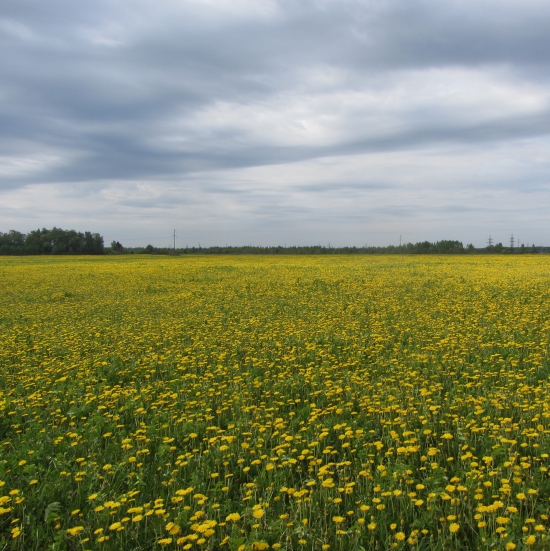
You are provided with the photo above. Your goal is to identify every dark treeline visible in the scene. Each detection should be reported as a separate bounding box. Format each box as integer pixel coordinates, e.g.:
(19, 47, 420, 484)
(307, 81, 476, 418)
(0, 228, 104, 255)
(2, 232, 547, 256)
(125, 240, 547, 255)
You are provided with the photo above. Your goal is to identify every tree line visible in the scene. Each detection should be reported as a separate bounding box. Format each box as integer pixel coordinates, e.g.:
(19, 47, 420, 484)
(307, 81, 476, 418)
(125, 240, 546, 255)
(0, 228, 104, 255)
(1, 232, 546, 256)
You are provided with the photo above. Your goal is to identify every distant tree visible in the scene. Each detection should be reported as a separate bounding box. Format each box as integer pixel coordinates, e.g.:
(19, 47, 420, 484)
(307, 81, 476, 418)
(85, 232, 105, 254)
(0, 227, 104, 255)
(435, 240, 464, 254)
(110, 240, 124, 253)
(0, 230, 25, 254)
(531, 244, 538, 254)
(494, 243, 504, 253)
(520, 244, 526, 254)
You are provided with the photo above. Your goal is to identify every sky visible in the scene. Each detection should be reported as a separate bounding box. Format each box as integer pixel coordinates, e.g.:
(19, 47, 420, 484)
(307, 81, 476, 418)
(1, 0, 550, 248)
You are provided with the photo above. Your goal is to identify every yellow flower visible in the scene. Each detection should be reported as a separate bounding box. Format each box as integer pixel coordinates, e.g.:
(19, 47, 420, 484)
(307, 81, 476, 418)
(66, 526, 84, 536)
(395, 532, 405, 541)
(252, 508, 265, 519)
(449, 523, 460, 534)
(332, 516, 345, 523)
(226, 513, 241, 522)
(525, 535, 536, 546)
(496, 517, 510, 525)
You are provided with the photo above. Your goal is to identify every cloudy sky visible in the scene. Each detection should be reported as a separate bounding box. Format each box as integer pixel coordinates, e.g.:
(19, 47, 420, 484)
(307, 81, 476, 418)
(1, 0, 550, 247)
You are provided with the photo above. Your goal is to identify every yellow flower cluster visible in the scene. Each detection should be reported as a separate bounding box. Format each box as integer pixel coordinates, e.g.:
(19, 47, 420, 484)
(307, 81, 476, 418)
(0, 254, 549, 549)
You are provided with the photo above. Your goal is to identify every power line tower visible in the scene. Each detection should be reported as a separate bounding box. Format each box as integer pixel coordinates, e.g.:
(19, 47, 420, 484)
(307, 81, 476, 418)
(509, 233, 515, 251)
(487, 235, 493, 249)
(399, 235, 402, 253)
(173, 229, 176, 251)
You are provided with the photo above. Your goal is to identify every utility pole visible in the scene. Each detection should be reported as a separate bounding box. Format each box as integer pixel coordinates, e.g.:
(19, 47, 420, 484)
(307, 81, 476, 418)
(399, 235, 402, 253)
(173, 229, 176, 251)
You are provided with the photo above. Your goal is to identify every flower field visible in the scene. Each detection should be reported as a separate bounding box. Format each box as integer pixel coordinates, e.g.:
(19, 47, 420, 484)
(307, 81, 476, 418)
(0, 255, 549, 550)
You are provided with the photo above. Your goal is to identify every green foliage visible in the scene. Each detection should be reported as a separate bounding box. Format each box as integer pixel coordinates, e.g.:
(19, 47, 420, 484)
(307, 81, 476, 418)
(0, 228, 104, 255)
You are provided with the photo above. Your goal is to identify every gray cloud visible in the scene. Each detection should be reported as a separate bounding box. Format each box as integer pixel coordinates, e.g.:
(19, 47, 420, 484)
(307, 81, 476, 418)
(1, 0, 550, 246)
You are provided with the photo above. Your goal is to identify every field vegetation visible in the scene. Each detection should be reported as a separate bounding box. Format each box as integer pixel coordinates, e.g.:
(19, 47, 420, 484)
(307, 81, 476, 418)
(0, 255, 549, 550)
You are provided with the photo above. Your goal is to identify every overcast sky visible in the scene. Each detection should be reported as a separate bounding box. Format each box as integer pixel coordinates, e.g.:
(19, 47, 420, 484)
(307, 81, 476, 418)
(1, 0, 550, 247)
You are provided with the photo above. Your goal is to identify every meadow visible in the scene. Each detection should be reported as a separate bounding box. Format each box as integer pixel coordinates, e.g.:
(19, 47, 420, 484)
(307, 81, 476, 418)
(0, 255, 549, 550)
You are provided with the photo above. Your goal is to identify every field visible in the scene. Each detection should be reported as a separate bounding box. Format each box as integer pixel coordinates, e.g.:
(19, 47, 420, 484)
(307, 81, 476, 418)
(0, 255, 549, 550)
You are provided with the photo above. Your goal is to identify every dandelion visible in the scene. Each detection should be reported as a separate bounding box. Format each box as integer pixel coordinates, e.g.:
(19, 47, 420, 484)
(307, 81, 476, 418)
(4, 255, 550, 549)
(252, 508, 265, 519)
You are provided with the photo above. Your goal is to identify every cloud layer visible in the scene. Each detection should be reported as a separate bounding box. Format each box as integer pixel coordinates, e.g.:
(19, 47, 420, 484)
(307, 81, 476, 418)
(2, 0, 550, 246)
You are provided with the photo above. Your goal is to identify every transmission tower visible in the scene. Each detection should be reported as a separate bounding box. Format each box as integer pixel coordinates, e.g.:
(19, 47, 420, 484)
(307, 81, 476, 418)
(487, 235, 493, 248)
(510, 233, 515, 251)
